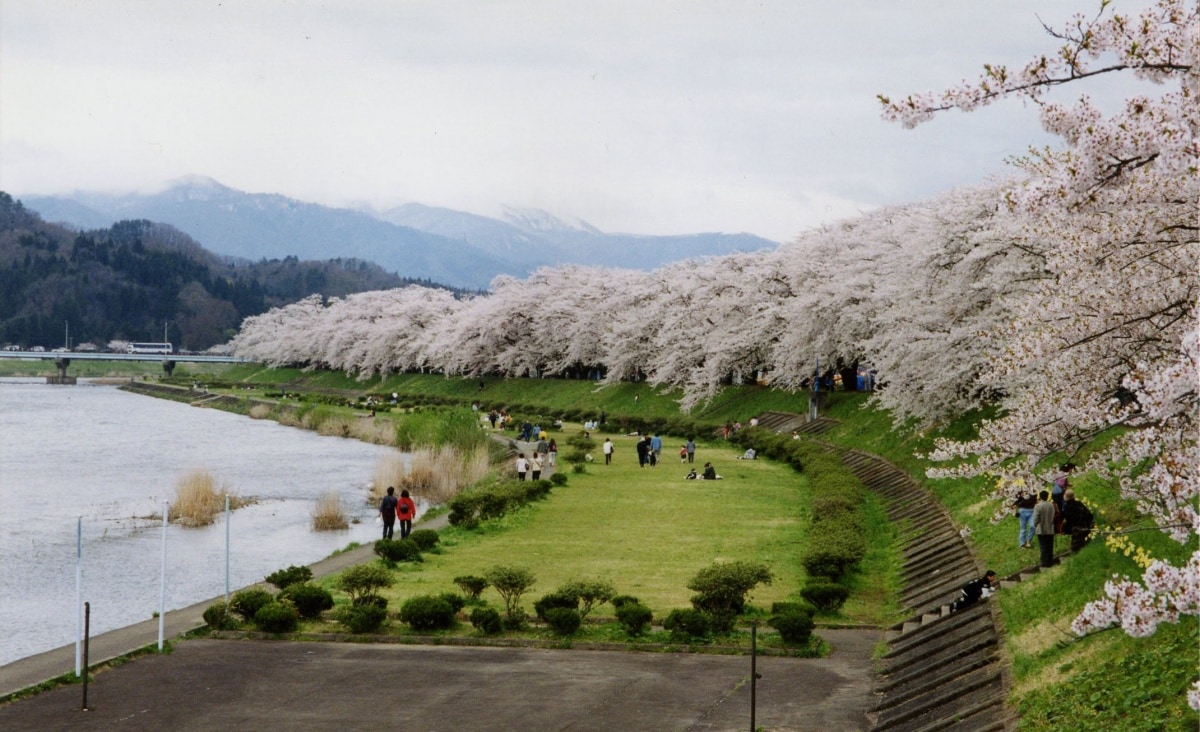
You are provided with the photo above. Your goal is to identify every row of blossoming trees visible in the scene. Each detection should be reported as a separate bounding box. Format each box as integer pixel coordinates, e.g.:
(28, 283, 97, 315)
(232, 0, 1197, 703)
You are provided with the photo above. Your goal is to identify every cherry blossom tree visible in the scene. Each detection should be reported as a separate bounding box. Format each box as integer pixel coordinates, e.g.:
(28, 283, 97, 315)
(883, 0, 1198, 694)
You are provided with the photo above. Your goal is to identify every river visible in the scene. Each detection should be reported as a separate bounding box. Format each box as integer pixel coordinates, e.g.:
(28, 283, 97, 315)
(0, 379, 398, 666)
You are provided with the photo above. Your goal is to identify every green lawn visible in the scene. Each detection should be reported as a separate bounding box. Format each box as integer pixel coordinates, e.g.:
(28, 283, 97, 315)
(377, 430, 814, 621)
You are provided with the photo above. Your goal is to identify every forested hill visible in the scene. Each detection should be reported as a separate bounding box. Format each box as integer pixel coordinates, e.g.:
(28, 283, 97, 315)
(0, 192, 461, 351)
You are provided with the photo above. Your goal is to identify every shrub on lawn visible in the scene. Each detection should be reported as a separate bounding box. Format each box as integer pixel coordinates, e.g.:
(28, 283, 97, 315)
(338, 563, 395, 605)
(374, 538, 422, 563)
(436, 591, 467, 614)
(610, 594, 640, 609)
(469, 606, 503, 635)
(615, 602, 653, 637)
(399, 595, 457, 631)
(280, 582, 334, 619)
(769, 606, 815, 645)
(687, 561, 773, 618)
(231, 588, 275, 620)
(663, 608, 712, 642)
(801, 582, 851, 613)
(337, 603, 387, 634)
(559, 579, 616, 620)
(549, 472, 568, 486)
(534, 590, 580, 622)
(485, 565, 536, 619)
(254, 601, 299, 633)
(203, 600, 239, 630)
(408, 529, 440, 551)
(454, 575, 490, 601)
(544, 607, 582, 636)
(265, 565, 313, 589)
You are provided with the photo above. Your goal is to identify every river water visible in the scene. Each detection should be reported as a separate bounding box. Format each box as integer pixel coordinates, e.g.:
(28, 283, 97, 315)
(0, 379, 398, 667)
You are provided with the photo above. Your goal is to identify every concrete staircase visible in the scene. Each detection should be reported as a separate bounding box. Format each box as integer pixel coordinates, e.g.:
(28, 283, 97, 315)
(753, 410, 837, 435)
(837, 449, 1013, 731)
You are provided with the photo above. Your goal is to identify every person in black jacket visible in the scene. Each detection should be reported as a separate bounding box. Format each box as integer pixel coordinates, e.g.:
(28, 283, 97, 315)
(1060, 489, 1095, 552)
(949, 570, 998, 613)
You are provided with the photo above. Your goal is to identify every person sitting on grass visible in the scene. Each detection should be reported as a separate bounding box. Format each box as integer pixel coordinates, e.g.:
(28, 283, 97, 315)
(685, 468, 698, 480)
(701, 462, 721, 480)
(949, 570, 998, 613)
(738, 447, 756, 460)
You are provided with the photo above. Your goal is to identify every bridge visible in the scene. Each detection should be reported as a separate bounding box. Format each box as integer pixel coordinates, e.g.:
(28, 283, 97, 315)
(0, 350, 249, 384)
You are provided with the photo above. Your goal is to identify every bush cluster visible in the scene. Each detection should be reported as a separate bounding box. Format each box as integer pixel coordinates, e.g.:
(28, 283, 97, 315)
(336, 603, 387, 633)
(800, 582, 850, 612)
(615, 602, 653, 637)
(203, 600, 239, 630)
(253, 601, 299, 633)
(374, 538, 423, 563)
(769, 605, 815, 645)
(663, 608, 712, 642)
(265, 565, 314, 589)
(544, 607, 582, 636)
(688, 560, 773, 634)
(280, 582, 334, 618)
(469, 606, 503, 635)
(448, 479, 553, 527)
(230, 588, 275, 620)
(399, 595, 457, 631)
(408, 529, 440, 551)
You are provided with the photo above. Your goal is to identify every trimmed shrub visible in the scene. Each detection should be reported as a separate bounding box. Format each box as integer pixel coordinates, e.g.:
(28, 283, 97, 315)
(771, 600, 818, 616)
(453, 575, 490, 600)
(231, 588, 275, 620)
(571, 463, 586, 474)
(534, 590, 580, 622)
(687, 561, 773, 618)
(615, 602, 653, 637)
(470, 606, 503, 635)
(485, 565, 536, 619)
(265, 565, 313, 589)
(801, 582, 851, 613)
(437, 591, 467, 614)
(408, 529, 440, 551)
(338, 563, 395, 604)
(337, 603, 387, 634)
(254, 601, 299, 633)
(769, 607, 815, 645)
(280, 582, 334, 619)
(549, 472, 569, 486)
(503, 607, 530, 631)
(544, 607, 582, 636)
(663, 608, 712, 642)
(559, 579, 616, 620)
(374, 538, 422, 563)
(399, 595, 457, 631)
(610, 594, 640, 609)
(203, 600, 239, 630)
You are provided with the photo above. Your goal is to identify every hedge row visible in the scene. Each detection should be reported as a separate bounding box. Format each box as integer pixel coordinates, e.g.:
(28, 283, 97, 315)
(447, 479, 554, 528)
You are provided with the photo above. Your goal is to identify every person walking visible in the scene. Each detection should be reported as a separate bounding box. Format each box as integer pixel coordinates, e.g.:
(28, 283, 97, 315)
(1013, 489, 1037, 549)
(530, 454, 543, 481)
(548, 438, 558, 467)
(379, 486, 398, 540)
(396, 488, 417, 539)
(516, 452, 529, 481)
(636, 436, 650, 468)
(603, 438, 614, 465)
(685, 437, 696, 464)
(1033, 490, 1059, 568)
(649, 433, 663, 467)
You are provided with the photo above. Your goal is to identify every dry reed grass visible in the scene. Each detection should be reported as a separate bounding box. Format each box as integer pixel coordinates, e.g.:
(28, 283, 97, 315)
(311, 492, 349, 531)
(248, 404, 272, 419)
(348, 417, 397, 446)
(405, 445, 491, 504)
(369, 453, 409, 503)
(169, 470, 246, 527)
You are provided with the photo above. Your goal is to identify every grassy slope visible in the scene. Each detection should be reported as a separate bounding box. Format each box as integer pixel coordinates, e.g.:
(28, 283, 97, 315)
(61, 362, 1197, 728)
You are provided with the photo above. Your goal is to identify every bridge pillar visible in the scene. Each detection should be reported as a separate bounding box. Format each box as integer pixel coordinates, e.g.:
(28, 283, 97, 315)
(47, 357, 77, 385)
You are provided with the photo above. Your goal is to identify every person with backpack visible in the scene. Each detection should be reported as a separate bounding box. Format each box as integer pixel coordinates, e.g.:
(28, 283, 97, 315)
(396, 488, 417, 539)
(949, 570, 998, 613)
(378, 486, 398, 540)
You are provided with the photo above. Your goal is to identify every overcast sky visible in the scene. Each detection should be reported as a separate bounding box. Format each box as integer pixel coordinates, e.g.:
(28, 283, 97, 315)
(0, 1, 1149, 242)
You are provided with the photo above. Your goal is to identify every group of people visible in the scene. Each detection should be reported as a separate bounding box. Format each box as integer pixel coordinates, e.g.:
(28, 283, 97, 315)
(684, 462, 721, 480)
(1014, 463, 1095, 568)
(377, 486, 417, 540)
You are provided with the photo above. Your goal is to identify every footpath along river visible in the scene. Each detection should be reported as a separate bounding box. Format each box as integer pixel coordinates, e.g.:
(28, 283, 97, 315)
(0, 378, 398, 667)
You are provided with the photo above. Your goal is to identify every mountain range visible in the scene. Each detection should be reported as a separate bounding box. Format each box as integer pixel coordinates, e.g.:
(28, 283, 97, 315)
(22, 177, 779, 289)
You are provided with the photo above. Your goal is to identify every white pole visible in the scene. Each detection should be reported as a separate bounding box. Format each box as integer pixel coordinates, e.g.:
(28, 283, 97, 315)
(158, 501, 167, 651)
(224, 494, 231, 604)
(75, 516, 82, 677)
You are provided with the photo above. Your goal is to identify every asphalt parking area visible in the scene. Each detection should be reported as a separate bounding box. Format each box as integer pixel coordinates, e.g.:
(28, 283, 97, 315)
(0, 630, 879, 731)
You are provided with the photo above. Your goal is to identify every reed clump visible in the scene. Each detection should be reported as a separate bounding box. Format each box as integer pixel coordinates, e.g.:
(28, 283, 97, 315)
(348, 416, 397, 446)
(248, 403, 272, 419)
(169, 470, 247, 527)
(406, 445, 491, 504)
(312, 492, 349, 531)
(370, 453, 408, 503)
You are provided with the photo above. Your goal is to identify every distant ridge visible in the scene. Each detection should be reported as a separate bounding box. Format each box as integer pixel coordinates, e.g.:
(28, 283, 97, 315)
(24, 178, 779, 289)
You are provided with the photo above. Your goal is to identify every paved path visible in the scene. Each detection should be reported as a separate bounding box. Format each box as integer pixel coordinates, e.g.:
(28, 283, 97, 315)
(0, 630, 880, 731)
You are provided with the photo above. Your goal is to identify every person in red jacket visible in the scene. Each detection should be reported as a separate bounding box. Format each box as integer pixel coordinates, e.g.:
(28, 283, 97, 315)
(397, 488, 417, 539)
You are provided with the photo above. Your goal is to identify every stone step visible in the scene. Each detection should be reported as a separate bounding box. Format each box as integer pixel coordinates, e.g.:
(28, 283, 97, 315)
(873, 664, 1004, 731)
